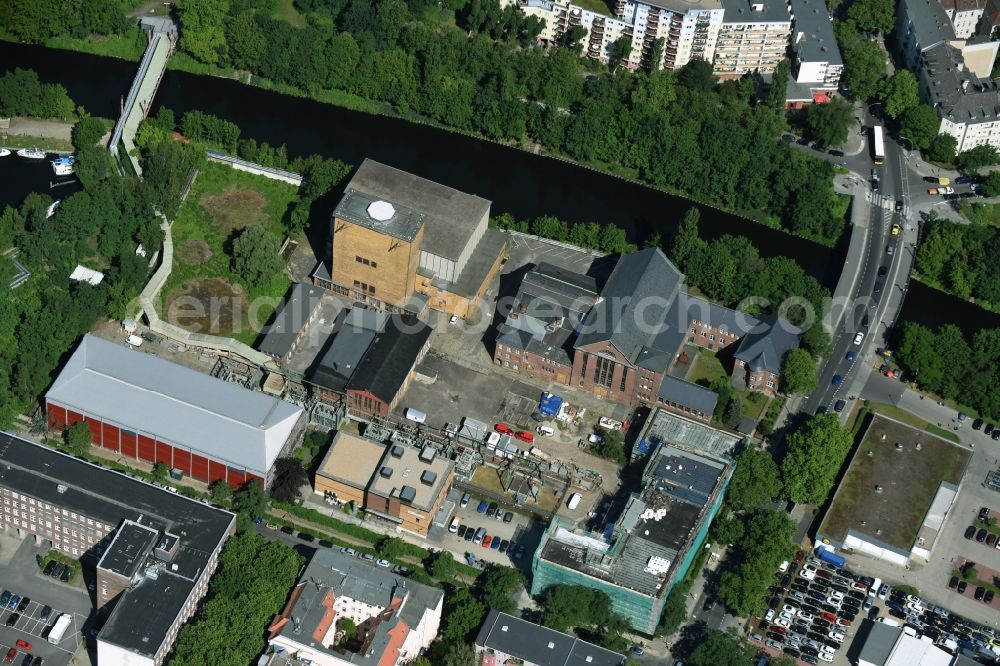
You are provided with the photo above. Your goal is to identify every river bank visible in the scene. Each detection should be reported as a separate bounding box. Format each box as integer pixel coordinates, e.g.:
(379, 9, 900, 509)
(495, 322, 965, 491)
(1, 117, 74, 151)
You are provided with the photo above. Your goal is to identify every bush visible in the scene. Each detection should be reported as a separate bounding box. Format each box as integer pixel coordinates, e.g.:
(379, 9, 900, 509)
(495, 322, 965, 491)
(231, 225, 284, 287)
(63, 422, 92, 453)
(71, 116, 107, 150)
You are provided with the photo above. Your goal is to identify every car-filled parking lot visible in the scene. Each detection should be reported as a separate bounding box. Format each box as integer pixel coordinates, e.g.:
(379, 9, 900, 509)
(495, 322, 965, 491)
(751, 547, 1000, 664)
(751, 551, 875, 664)
(448, 492, 535, 569)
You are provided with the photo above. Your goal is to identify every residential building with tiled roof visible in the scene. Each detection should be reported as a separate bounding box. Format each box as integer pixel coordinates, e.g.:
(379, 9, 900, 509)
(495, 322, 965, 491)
(266, 548, 443, 665)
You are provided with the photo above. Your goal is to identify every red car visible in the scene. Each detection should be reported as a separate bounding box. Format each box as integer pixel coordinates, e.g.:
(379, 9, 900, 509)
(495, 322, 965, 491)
(4, 648, 14, 664)
(769, 625, 787, 635)
(483, 535, 492, 548)
(820, 612, 836, 623)
(14, 641, 30, 651)
(515, 431, 534, 444)
(816, 570, 833, 580)
(494, 424, 514, 435)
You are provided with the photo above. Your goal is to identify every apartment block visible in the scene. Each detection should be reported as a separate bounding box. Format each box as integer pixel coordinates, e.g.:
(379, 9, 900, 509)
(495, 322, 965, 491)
(940, 0, 987, 38)
(919, 41, 1000, 152)
(475, 610, 626, 665)
(786, 0, 844, 108)
(0, 433, 235, 666)
(265, 549, 442, 666)
(504, 0, 724, 71)
(713, 0, 792, 79)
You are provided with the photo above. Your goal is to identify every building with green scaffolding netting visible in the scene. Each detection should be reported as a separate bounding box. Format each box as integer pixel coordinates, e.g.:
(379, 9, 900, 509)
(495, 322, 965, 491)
(530, 409, 740, 634)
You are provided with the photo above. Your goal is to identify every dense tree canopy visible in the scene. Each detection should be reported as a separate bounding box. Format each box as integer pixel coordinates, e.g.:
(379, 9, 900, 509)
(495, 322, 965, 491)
(716, 509, 796, 616)
(895, 322, 1000, 419)
(726, 448, 783, 510)
(901, 105, 943, 150)
(690, 629, 758, 666)
(916, 215, 1000, 305)
(780, 412, 854, 505)
(805, 97, 854, 148)
(926, 133, 958, 163)
(170, 531, 304, 666)
(782, 347, 819, 395)
(479, 565, 524, 614)
(232, 225, 284, 287)
(846, 0, 896, 34)
(269, 456, 308, 503)
(881, 70, 919, 120)
(0, 68, 75, 119)
(834, 21, 887, 102)
(0, 0, 131, 43)
(957, 144, 1000, 171)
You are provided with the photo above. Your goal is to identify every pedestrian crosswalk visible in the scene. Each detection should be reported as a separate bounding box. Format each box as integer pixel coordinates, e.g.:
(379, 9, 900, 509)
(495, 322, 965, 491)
(867, 192, 904, 215)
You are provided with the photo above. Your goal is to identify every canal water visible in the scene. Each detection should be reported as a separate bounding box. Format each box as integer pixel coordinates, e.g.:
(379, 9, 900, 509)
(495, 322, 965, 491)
(3, 41, 999, 335)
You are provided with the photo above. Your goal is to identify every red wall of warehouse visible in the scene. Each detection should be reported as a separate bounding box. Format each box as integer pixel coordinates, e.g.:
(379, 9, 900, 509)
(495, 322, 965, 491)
(45, 401, 254, 489)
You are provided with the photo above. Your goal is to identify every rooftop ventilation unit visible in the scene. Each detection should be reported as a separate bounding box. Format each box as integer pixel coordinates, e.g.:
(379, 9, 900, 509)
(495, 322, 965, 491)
(380, 466, 393, 478)
(390, 445, 404, 458)
(418, 446, 436, 463)
(399, 486, 416, 504)
(56, 484, 68, 494)
(420, 470, 437, 486)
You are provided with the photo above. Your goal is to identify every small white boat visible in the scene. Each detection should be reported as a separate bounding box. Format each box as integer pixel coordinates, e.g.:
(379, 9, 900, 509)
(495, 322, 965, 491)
(0, 148, 9, 157)
(17, 147, 45, 159)
(46, 200, 61, 219)
(52, 156, 75, 176)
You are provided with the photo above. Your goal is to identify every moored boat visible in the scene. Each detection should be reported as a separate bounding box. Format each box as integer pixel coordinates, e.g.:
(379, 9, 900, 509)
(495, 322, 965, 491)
(16, 147, 45, 159)
(0, 148, 10, 157)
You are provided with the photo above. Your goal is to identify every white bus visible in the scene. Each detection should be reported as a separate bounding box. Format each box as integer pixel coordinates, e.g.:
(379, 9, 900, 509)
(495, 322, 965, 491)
(48, 613, 72, 645)
(872, 125, 885, 165)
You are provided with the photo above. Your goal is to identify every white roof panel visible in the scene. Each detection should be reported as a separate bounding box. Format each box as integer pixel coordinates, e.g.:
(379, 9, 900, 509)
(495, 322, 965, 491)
(46, 335, 302, 476)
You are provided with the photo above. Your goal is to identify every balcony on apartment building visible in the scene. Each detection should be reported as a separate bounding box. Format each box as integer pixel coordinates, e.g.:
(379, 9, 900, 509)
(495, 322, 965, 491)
(568, 8, 581, 25)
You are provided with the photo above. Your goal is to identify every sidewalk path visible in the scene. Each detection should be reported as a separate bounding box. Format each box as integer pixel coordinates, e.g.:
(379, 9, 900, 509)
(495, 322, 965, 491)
(5, 117, 73, 140)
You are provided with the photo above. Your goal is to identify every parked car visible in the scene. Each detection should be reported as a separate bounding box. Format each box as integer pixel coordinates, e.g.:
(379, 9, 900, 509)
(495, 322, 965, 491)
(854, 332, 864, 345)
(16, 597, 29, 613)
(494, 423, 513, 435)
(985, 590, 995, 604)
(992, 429, 1000, 441)
(39, 606, 51, 622)
(5, 613, 19, 627)
(457, 525, 468, 539)
(977, 528, 988, 543)
(891, 223, 900, 235)
(834, 400, 846, 413)
(966, 525, 978, 539)
(958, 581, 968, 593)
(7, 594, 19, 610)
(464, 528, 475, 542)
(375, 559, 391, 568)
(986, 423, 995, 435)
(895, 201, 903, 212)
(491, 537, 501, 550)
(514, 431, 534, 443)
(482, 535, 492, 548)
(4, 649, 14, 664)
(503, 511, 513, 523)
(460, 493, 471, 508)
(14, 641, 30, 652)
(949, 576, 959, 589)
(831, 375, 842, 386)
(0, 591, 9, 608)
(973, 418, 984, 430)
(486, 502, 498, 517)
(498, 540, 510, 553)
(42, 561, 56, 576)
(476, 500, 488, 514)
(975, 587, 986, 601)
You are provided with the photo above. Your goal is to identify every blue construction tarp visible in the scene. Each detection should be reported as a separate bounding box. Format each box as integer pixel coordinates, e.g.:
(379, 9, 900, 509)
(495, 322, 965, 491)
(635, 439, 652, 456)
(539, 392, 563, 416)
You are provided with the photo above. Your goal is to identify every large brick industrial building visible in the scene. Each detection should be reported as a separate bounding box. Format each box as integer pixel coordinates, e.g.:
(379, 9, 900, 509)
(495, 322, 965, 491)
(0, 432, 235, 665)
(313, 159, 507, 321)
(495, 248, 799, 419)
(45, 335, 305, 487)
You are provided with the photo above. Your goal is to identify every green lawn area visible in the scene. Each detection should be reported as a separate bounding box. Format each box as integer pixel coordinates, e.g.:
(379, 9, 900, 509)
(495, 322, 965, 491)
(162, 162, 296, 346)
(864, 401, 961, 443)
(272, 0, 307, 27)
(687, 348, 770, 420)
(957, 200, 1000, 227)
(688, 348, 727, 386)
(821, 415, 970, 551)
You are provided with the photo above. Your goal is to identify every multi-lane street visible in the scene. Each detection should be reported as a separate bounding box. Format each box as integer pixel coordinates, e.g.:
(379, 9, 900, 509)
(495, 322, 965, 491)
(803, 120, 917, 416)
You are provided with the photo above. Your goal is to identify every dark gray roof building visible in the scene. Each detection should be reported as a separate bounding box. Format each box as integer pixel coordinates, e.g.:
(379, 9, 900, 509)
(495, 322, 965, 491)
(857, 621, 903, 666)
(309, 308, 387, 393)
(475, 610, 626, 666)
(721, 0, 790, 24)
(497, 262, 598, 365)
(734, 315, 801, 374)
(0, 433, 234, 664)
(576, 248, 684, 363)
(259, 283, 325, 359)
(346, 314, 431, 403)
(657, 375, 719, 416)
(789, 0, 844, 66)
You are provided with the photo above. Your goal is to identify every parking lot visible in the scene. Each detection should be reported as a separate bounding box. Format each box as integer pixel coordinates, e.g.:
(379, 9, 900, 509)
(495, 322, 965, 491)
(0, 534, 91, 666)
(445, 491, 545, 571)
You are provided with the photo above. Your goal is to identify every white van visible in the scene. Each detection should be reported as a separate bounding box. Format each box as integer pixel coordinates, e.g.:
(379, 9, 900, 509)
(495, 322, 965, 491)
(404, 408, 427, 424)
(567, 493, 582, 510)
(536, 425, 554, 437)
(449, 517, 460, 533)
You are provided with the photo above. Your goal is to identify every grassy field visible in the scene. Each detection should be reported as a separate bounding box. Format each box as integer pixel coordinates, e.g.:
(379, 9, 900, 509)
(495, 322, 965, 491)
(687, 348, 770, 420)
(38, 32, 145, 61)
(0, 135, 74, 151)
(957, 200, 1000, 227)
(162, 162, 296, 346)
(822, 415, 970, 551)
(864, 401, 961, 443)
(272, 0, 307, 27)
